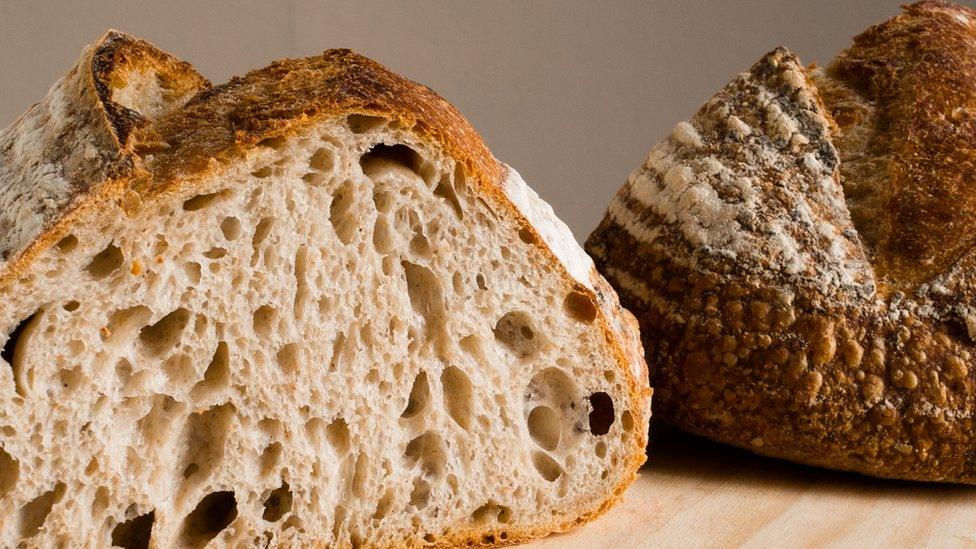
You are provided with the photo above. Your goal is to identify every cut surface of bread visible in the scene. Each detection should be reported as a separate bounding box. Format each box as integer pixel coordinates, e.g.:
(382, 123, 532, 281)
(0, 32, 650, 547)
(587, 0, 976, 483)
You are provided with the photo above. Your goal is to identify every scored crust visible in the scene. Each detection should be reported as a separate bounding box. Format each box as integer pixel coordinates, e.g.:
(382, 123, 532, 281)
(586, 1, 976, 483)
(0, 30, 650, 545)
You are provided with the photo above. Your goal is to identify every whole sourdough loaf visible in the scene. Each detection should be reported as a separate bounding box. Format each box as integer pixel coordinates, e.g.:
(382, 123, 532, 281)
(586, 0, 976, 483)
(0, 32, 650, 547)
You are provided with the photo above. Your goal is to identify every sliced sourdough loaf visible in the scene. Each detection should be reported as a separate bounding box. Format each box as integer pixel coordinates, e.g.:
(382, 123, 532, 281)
(586, 0, 976, 482)
(0, 31, 650, 547)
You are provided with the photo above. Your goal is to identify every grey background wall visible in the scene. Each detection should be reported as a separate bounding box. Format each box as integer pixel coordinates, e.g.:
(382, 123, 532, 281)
(2, 1, 971, 240)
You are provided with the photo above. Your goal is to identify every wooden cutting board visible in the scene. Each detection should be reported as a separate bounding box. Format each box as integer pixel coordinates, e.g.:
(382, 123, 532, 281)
(527, 424, 976, 548)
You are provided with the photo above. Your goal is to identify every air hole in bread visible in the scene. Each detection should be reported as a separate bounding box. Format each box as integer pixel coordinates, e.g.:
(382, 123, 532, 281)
(0, 446, 20, 499)
(55, 234, 79, 253)
(595, 441, 607, 458)
(372, 188, 393, 214)
(471, 500, 513, 524)
(532, 452, 563, 482)
(180, 491, 237, 548)
(401, 371, 430, 419)
(252, 217, 274, 251)
(190, 342, 230, 401)
(302, 172, 325, 186)
(459, 335, 485, 362)
(404, 431, 447, 478)
(86, 243, 124, 279)
(347, 114, 387, 134)
(527, 406, 561, 451)
(137, 395, 182, 448)
(329, 331, 347, 372)
(330, 181, 359, 245)
(139, 308, 191, 356)
(92, 486, 110, 516)
(3, 310, 40, 397)
(476, 273, 487, 291)
(177, 403, 235, 484)
(564, 290, 597, 323)
(518, 227, 538, 245)
(251, 166, 273, 179)
(493, 312, 541, 359)
(276, 343, 301, 374)
(402, 261, 446, 343)
(409, 230, 432, 259)
(257, 136, 288, 150)
(182, 191, 226, 212)
(202, 247, 226, 260)
(183, 262, 202, 285)
(409, 478, 431, 509)
(260, 442, 283, 476)
(441, 366, 474, 431)
(18, 481, 65, 539)
(525, 367, 583, 451)
(252, 305, 277, 339)
(219, 217, 242, 241)
(309, 147, 335, 172)
(111, 509, 155, 549)
(262, 481, 293, 522)
(587, 392, 615, 436)
(620, 410, 635, 432)
(372, 217, 393, 254)
(104, 306, 152, 343)
(293, 246, 309, 320)
(433, 174, 464, 219)
(63, 300, 80, 312)
(372, 488, 395, 520)
(352, 452, 369, 498)
(360, 143, 422, 176)
(162, 353, 195, 388)
(326, 418, 351, 455)
(115, 358, 133, 389)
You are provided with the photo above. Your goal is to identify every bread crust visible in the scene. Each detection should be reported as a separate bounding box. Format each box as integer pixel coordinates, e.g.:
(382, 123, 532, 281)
(586, 0, 976, 483)
(0, 31, 650, 545)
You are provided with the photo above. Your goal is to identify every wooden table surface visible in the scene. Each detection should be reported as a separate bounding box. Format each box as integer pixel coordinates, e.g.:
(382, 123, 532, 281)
(527, 424, 976, 548)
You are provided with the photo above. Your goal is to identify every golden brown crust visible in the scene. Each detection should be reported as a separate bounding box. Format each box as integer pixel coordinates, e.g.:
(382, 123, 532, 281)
(139, 48, 501, 193)
(0, 32, 650, 545)
(587, 1, 976, 483)
(91, 30, 210, 147)
(824, 0, 976, 293)
(0, 30, 207, 274)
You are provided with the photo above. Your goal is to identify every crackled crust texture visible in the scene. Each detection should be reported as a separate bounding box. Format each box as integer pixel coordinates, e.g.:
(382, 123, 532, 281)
(0, 31, 650, 546)
(587, 1, 976, 483)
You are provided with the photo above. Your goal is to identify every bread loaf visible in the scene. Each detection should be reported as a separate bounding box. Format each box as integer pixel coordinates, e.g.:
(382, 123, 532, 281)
(586, 0, 976, 482)
(0, 31, 650, 546)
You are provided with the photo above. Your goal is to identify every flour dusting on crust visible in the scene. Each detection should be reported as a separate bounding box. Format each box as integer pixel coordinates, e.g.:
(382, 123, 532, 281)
(605, 48, 875, 297)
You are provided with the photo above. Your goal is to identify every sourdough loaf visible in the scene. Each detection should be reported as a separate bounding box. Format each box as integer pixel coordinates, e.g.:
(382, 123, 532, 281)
(0, 31, 650, 546)
(586, 0, 976, 482)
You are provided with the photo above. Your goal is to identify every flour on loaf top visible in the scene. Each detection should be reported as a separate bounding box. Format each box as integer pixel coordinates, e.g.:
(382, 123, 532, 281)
(606, 48, 875, 298)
